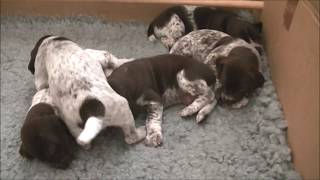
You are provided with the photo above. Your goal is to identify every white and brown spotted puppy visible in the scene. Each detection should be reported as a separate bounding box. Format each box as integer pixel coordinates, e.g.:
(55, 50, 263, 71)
(147, 6, 194, 49)
(108, 54, 217, 147)
(170, 29, 265, 108)
(147, 6, 262, 50)
(20, 89, 76, 169)
(29, 35, 146, 149)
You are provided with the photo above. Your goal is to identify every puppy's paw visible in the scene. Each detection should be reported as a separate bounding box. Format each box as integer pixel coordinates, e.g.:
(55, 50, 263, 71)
(76, 138, 92, 150)
(144, 130, 163, 147)
(125, 126, 146, 144)
(231, 98, 249, 109)
(179, 108, 194, 117)
(148, 35, 156, 42)
(196, 113, 205, 123)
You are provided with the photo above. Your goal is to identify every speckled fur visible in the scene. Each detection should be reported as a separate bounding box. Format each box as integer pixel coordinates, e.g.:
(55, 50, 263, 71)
(170, 29, 263, 107)
(32, 36, 145, 148)
(108, 54, 217, 147)
(29, 89, 54, 109)
(154, 14, 185, 49)
(148, 6, 262, 50)
(177, 70, 217, 122)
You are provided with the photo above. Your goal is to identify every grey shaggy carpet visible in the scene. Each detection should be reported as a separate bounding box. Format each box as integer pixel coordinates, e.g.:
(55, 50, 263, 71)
(1, 16, 301, 180)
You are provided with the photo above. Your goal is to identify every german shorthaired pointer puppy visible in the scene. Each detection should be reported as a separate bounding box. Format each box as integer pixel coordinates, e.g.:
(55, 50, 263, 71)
(20, 88, 76, 169)
(170, 29, 265, 108)
(147, 6, 262, 50)
(29, 35, 146, 149)
(108, 54, 217, 147)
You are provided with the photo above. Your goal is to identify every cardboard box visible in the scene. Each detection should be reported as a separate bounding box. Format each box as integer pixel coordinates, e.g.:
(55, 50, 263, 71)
(262, 1, 319, 179)
(1, 0, 319, 179)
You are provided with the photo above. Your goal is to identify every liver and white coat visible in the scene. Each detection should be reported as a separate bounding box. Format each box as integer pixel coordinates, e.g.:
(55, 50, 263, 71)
(28, 35, 145, 149)
(20, 89, 75, 169)
(147, 6, 262, 50)
(170, 29, 265, 108)
(108, 54, 217, 147)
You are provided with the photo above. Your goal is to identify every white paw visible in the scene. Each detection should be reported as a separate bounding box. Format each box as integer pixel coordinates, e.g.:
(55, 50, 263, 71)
(179, 108, 192, 117)
(231, 98, 249, 109)
(144, 130, 163, 147)
(196, 113, 205, 123)
(76, 138, 92, 150)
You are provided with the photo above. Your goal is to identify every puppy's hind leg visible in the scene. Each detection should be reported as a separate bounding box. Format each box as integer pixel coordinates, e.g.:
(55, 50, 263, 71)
(137, 89, 164, 147)
(177, 70, 209, 117)
(107, 98, 146, 145)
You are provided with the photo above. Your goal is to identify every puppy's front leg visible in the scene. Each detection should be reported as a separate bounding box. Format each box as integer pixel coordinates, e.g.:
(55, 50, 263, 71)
(231, 97, 249, 109)
(196, 97, 217, 123)
(137, 89, 163, 147)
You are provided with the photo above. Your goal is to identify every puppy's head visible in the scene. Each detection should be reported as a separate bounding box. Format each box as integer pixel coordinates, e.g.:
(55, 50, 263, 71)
(216, 54, 265, 105)
(148, 6, 192, 50)
(20, 103, 75, 169)
(153, 14, 186, 49)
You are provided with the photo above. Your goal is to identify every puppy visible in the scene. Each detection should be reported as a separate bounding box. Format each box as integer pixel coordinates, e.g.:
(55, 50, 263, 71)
(147, 6, 262, 50)
(170, 29, 265, 108)
(20, 89, 75, 169)
(193, 7, 262, 44)
(108, 54, 217, 147)
(147, 6, 193, 49)
(29, 35, 146, 149)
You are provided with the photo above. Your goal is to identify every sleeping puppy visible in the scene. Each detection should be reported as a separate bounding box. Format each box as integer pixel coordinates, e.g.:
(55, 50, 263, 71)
(170, 29, 265, 108)
(20, 89, 75, 169)
(193, 7, 262, 44)
(147, 6, 262, 50)
(147, 6, 193, 49)
(29, 35, 146, 149)
(108, 54, 217, 147)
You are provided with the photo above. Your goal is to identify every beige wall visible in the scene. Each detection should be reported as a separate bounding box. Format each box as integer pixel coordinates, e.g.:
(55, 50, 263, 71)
(0, 1, 172, 22)
(262, 1, 319, 179)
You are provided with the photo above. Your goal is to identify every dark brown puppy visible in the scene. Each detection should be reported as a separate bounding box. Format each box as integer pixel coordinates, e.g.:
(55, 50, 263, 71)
(20, 102, 75, 169)
(107, 54, 217, 146)
(194, 7, 262, 44)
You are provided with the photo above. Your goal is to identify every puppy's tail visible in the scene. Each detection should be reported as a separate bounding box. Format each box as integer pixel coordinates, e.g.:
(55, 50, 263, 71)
(79, 98, 105, 122)
(78, 98, 105, 147)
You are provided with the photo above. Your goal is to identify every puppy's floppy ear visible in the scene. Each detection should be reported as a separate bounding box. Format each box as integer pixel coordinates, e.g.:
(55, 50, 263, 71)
(252, 70, 265, 89)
